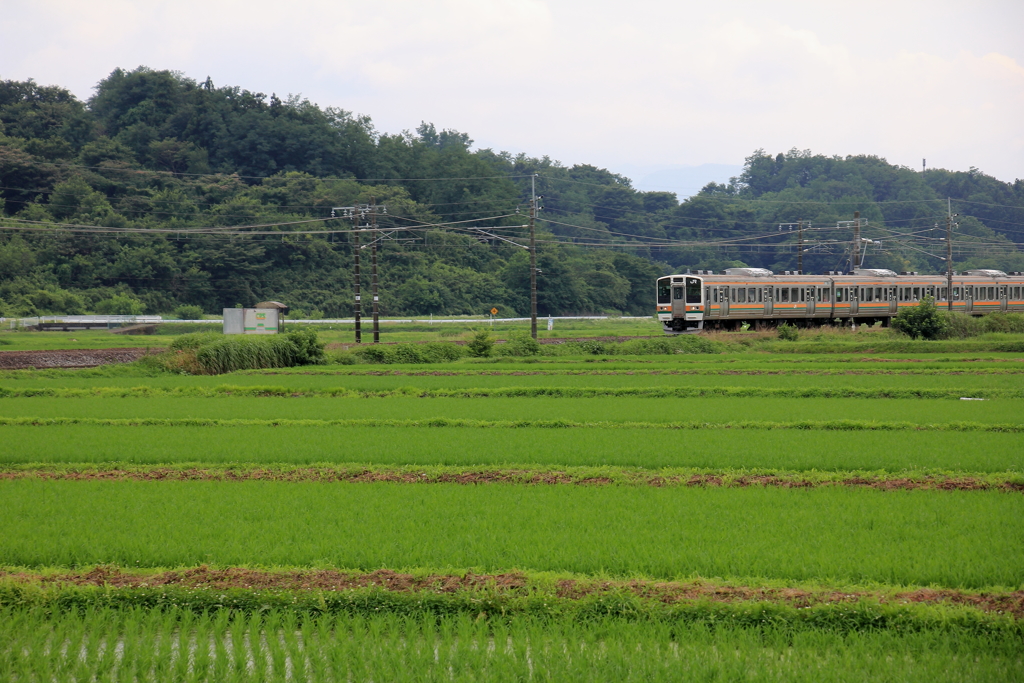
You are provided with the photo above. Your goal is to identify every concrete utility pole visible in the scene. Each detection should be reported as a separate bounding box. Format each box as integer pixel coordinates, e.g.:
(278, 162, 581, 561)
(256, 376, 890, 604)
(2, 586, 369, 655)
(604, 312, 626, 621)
(779, 222, 809, 273)
(852, 211, 861, 272)
(333, 203, 386, 343)
(370, 198, 380, 343)
(946, 197, 958, 311)
(530, 174, 538, 340)
(797, 220, 804, 274)
(353, 215, 362, 343)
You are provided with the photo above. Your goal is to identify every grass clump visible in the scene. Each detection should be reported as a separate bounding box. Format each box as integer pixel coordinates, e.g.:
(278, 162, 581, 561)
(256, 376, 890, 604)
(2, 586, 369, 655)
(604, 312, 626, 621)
(777, 322, 800, 341)
(163, 329, 326, 374)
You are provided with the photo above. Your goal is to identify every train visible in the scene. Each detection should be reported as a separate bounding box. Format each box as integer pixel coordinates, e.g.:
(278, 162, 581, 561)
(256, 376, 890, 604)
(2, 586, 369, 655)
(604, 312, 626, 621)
(656, 268, 1024, 333)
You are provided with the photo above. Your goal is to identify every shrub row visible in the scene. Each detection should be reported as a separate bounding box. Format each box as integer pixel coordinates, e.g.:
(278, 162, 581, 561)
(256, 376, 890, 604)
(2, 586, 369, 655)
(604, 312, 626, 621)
(336, 334, 727, 364)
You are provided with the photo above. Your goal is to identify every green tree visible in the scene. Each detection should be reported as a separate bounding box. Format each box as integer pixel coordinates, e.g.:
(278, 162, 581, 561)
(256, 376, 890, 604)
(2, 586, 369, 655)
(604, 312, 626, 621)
(891, 296, 948, 340)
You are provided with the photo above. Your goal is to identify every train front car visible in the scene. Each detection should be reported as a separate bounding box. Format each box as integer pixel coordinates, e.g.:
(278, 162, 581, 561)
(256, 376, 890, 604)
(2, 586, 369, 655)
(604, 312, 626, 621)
(657, 274, 705, 334)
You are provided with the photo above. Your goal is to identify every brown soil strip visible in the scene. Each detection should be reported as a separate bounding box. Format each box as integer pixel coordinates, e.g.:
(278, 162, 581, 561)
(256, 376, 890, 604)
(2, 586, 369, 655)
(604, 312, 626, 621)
(0, 348, 160, 370)
(3, 566, 1021, 617)
(3, 467, 1021, 492)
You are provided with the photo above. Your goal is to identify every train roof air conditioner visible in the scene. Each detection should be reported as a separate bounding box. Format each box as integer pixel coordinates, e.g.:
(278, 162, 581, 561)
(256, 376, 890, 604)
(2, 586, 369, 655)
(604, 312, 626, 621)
(853, 268, 897, 277)
(964, 269, 1007, 277)
(723, 268, 773, 277)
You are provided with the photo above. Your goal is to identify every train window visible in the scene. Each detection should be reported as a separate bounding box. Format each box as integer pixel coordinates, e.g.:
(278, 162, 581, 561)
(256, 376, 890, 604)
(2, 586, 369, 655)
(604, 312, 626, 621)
(875, 287, 882, 301)
(673, 286, 683, 300)
(988, 287, 995, 300)
(780, 288, 789, 302)
(736, 288, 745, 303)
(705, 287, 710, 302)
(657, 280, 671, 304)
(912, 287, 920, 300)
(1015, 287, 1021, 299)
(836, 288, 845, 302)
(730, 288, 736, 301)
(953, 286, 961, 300)
(798, 288, 804, 302)
(966, 286, 973, 299)
(713, 289, 718, 303)
(686, 277, 702, 303)
(863, 288, 872, 302)
(748, 288, 756, 302)
(821, 288, 830, 303)
(940, 287, 947, 301)
(758, 288, 763, 303)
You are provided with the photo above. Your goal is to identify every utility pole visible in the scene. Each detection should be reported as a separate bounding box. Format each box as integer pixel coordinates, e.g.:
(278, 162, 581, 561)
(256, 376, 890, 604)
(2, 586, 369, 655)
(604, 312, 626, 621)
(370, 198, 380, 343)
(334, 203, 385, 343)
(530, 174, 538, 340)
(946, 197, 958, 312)
(852, 211, 861, 272)
(353, 214, 362, 344)
(797, 219, 803, 274)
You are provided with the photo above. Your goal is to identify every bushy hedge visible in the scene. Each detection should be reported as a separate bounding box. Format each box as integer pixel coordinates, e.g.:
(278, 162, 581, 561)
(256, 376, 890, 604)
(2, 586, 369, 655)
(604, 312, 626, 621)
(942, 312, 1024, 339)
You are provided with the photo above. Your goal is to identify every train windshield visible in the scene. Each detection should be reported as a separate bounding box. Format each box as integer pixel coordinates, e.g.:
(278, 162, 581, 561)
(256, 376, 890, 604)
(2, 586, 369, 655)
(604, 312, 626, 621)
(657, 278, 671, 304)
(685, 277, 702, 303)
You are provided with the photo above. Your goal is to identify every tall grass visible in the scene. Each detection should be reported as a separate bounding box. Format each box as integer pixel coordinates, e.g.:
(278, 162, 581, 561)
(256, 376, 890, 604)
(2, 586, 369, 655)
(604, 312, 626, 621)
(2, 480, 1021, 587)
(1, 608, 1020, 682)
(163, 329, 326, 374)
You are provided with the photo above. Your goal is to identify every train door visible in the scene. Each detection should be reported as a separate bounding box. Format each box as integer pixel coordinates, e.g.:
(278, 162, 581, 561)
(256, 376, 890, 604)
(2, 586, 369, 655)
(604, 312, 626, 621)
(764, 286, 773, 317)
(705, 285, 721, 320)
(965, 286, 973, 314)
(849, 287, 859, 316)
(671, 283, 685, 320)
(1000, 285, 1008, 312)
(888, 286, 897, 316)
(805, 286, 815, 316)
(719, 286, 730, 317)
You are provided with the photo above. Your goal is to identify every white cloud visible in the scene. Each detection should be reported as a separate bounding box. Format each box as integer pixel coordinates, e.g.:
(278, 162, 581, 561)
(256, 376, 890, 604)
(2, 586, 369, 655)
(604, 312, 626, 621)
(1, 0, 1020, 181)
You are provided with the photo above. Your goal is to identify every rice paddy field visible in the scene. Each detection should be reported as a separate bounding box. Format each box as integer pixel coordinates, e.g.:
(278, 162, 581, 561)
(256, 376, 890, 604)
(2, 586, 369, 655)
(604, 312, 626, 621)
(2, 335, 1023, 680)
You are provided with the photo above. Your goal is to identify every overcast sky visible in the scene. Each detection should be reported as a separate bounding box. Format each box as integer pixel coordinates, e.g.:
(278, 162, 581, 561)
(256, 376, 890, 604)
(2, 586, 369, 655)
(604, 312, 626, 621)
(3, 0, 1021, 193)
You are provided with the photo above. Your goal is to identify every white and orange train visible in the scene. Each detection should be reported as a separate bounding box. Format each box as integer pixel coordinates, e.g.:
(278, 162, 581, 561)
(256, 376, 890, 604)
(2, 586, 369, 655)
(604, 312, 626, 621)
(656, 268, 1024, 333)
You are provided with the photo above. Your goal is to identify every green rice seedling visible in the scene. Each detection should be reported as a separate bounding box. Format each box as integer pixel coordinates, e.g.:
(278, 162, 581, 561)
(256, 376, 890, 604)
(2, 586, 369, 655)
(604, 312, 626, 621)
(2, 395, 1021, 425)
(1, 607, 1022, 682)
(7, 366, 1023, 393)
(1, 480, 1021, 588)
(1, 424, 1021, 472)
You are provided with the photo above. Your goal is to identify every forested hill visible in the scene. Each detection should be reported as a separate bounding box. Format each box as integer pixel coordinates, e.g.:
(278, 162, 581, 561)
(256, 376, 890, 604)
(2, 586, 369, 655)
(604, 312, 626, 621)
(1, 66, 1023, 318)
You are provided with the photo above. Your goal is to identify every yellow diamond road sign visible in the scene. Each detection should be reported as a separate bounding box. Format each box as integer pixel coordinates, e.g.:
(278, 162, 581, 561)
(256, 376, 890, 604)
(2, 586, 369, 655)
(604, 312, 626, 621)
(490, 308, 498, 315)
